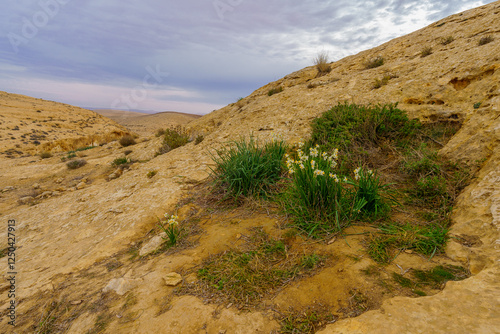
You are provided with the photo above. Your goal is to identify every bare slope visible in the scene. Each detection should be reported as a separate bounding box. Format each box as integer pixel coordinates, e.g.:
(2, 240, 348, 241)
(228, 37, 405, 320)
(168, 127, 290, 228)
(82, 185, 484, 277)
(0, 2, 499, 333)
(0, 92, 131, 156)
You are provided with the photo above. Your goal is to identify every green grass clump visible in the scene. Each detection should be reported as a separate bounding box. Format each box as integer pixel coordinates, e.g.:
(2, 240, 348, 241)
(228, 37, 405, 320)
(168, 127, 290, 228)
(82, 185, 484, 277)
(66, 159, 87, 169)
(156, 126, 191, 156)
(368, 222, 448, 263)
(280, 307, 335, 334)
(473, 102, 481, 109)
(310, 103, 419, 170)
(209, 137, 286, 201)
(413, 265, 469, 288)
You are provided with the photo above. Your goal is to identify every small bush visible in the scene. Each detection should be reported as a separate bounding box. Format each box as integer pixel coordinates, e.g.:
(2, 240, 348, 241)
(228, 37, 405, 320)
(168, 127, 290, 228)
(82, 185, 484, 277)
(40, 152, 52, 159)
(440, 36, 454, 45)
(111, 157, 130, 167)
(478, 35, 494, 46)
(364, 56, 384, 69)
(421, 46, 433, 57)
(473, 102, 481, 109)
(268, 86, 283, 96)
(155, 129, 166, 137)
(66, 159, 87, 170)
(372, 74, 392, 89)
(156, 126, 190, 156)
(119, 135, 136, 147)
(209, 137, 287, 201)
(314, 51, 331, 77)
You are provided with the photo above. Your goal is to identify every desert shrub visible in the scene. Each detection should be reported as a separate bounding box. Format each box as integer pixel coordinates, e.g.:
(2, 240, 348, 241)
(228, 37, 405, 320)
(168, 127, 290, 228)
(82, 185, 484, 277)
(314, 51, 331, 76)
(364, 56, 384, 69)
(478, 35, 494, 46)
(372, 74, 392, 89)
(156, 126, 190, 156)
(40, 152, 52, 159)
(119, 135, 136, 147)
(421, 46, 433, 57)
(209, 137, 287, 201)
(66, 159, 87, 169)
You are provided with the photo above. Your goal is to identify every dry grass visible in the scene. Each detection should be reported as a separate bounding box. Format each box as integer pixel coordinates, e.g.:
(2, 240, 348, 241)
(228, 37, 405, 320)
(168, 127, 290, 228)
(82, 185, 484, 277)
(314, 51, 331, 77)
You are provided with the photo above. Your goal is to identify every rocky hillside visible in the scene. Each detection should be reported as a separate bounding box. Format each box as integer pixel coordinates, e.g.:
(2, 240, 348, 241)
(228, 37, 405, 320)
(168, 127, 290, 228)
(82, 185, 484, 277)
(0, 91, 132, 157)
(0, 1, 499, 333)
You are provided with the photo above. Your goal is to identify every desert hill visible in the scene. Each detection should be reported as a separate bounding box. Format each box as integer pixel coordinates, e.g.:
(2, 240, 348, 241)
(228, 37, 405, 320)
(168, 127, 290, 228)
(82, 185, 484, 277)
(94, 109, 201, 137)
(0, 1, 499, 333)
(0, 92, 132, 157)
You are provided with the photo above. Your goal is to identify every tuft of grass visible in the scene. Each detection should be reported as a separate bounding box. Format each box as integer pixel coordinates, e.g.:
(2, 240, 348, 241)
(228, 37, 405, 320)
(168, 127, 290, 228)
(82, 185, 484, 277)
(440, 36, 454, 45)
(268, 86, 283, 96)
(421, 46, 433, 57)
(119, 135, 136, 147)
(40, 151, 52, 159)
(368, 222, 449, 263)
(111, 157, 130, 167)
(392, 272, 413, 288)
(314, 51, 331, 77)
(300, 253, 322, 269)
(66, 159, 87, 169)
(158, 214, 182, 247)
(473, 102, 481, 109)
(147, 170, 157, 178)
(209, 136, 287, 202)
(372, 74, 392, 89)
(156, 126, 191, 156)
(364, 56, 384, 69)
(478, 35, 494, 46)
(413, 265, 469, 288)
(195, 134, 204, 145)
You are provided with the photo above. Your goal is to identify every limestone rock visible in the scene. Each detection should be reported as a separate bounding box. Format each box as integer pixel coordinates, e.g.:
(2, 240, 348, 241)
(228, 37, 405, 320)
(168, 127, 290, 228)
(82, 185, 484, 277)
(139, 233, 166, 256)
(18, 196, 34, 205)
(2, 186, 14, 192)
(76, 182, 86, 190)
(103, 278, 136, 295)
(163, 272, 182, 286)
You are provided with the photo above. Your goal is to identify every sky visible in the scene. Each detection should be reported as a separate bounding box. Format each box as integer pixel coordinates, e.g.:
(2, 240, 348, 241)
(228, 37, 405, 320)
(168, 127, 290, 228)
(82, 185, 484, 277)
(0, 0, 494, 115)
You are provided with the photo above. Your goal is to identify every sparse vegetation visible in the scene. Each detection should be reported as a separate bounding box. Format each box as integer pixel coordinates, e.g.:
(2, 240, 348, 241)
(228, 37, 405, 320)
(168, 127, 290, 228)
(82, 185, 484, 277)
(440, 36, 454, 45)
(364, 56, 384, 69)
(209, 136, 287, 202)
(478, 35, 494, 46)
(158, 214, 182, 247)
(473, 102, 481, 109)
(156, 126, 191, 156)
(147, 170, 158, 178)
(372, 74, 393, 89)
(421, 46, 433, 57)
(111, 157, 130, 166)
(280, 306, 335, 334)
(268, 86, 283, 96)
(314, 51, 331, 77)
(66, 159, 87, 169)
(195, 134, 204, 145)
(119, 135, 136, 147)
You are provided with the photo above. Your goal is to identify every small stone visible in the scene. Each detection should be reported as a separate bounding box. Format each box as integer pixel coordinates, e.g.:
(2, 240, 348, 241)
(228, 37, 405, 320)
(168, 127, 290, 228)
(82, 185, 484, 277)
(76, 182, 86, 190)
(164, 272, 182, 286)
(2, 186, 15, 193)
(404, 249, 413, 254)
(32, 183, 40, 189)
(37, 191, 52, 199)
(103, 278, 135, 295)
(18, 196, 34, 205)
(328, 237, 336, 245)
(70, 300, 83, 305)
(55, 178, 63, 184)
(139, 234, 165, 256)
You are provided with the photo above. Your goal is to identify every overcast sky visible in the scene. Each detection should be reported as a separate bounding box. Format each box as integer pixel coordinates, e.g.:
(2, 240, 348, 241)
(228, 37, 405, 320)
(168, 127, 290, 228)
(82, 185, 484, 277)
(0, 0, 493, 114)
